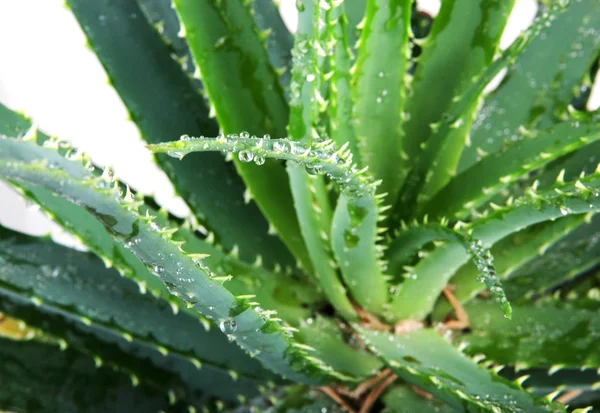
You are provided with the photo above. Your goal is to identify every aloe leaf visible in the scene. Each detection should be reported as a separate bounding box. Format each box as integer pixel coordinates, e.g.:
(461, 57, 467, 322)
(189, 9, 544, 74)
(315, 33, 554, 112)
(423, 118, 600, 219)
(64, 0, 295, 269)
(503, 214, 600, 300)
(501, 367, 600, 394)
(432, 215, 585, 321)
(463, 299, 600, 369)
(296, 316, 383, 379)
(0, 224, 274, 384)
(0, 324, 190, 413)
(172, 0, 311, 271)
(459, 0, 600, 172)
(385, 221, 512, 319)
(344, 0, 366, 52)
(359, 328, 565, 412)
(294, 0, 387, 316)
(0, 140, 350, 384)
(137, 0, 195, 75)
(288, 0, 359, 321)
(351, 0, 411, 207)
(0, 104, 318, 324)
(394, 3, 569, 219)
(389, 171, 600, 320)
(382, 386, 458, 413)
(251, 0, 294, 90)
(537, 112, 600, 191)
(149, 134, 389, 317)
(0, 295, 261, 406)
(331, 193, 389, 315)
(401, 0, 515, 201)
(327, 0, 360, 161)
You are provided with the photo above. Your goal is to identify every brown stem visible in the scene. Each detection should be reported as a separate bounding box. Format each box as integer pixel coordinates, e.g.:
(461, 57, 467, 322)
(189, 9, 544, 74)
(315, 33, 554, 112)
(359, 373, 398, 413)
(338, 368, 393, 400)
(556, 389, 583, 405)
(319, 387, 357, 413)
(442, 285, 470, 330)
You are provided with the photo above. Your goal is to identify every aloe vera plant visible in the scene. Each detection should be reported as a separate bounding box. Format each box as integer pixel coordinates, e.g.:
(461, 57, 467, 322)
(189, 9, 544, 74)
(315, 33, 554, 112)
(1, 0, 600, 411)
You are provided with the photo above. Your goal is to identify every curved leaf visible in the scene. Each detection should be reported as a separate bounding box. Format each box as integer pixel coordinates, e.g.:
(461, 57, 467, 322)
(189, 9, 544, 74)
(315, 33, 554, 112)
(360, 328, 565, 412)
(459, 0, 600, 172)
(0, 138, 351, 384)
(64, 0, 295, 269)
(432, 215, 585, 321)
(0, 330, 188, 413)
(463, 299, 600, 369)
(172, 0, 310, 270)
(389, 170, 600, 320)
(351, 0, 411, 207)
(423, 118, 600, 219)
(402, 0, 515, 200)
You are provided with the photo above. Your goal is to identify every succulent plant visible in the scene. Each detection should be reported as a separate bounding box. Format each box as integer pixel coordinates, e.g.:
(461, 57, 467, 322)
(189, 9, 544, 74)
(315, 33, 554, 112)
(1, 0, 600, 411)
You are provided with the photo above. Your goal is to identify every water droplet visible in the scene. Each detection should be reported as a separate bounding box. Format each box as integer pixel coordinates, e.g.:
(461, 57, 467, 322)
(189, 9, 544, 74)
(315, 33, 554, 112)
(152, 264, 164, 274)
(378, 72, 384, 78)
(296, 0, 305, 11)
(167, 151, 183, 159)
(254, 156, 265, 166)
(238, 150, 254, 163)
(219, 319, 237, 334)
(273, 141, 290, 152)
(306, 74, 315, 82)
(180, 134, 190, 141)
(263, 134, 271, 139)
(305, 164, 320, 175)
(240, 131, 250, 139)
(344, 229, 360, 248)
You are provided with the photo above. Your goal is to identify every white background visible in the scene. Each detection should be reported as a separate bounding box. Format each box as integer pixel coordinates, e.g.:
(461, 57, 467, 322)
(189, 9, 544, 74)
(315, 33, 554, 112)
(0, 0, 598, 249)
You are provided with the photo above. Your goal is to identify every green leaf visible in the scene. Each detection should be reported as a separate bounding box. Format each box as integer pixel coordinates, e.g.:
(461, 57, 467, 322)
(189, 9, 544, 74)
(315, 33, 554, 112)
(0, 224, 274, 383)
(0, 330, 188, 413)
(351, 0, 411, 207)
(289, 0, 358, 320)
(432, 215, 585, 321)
(327, 0, 361, 161)
(463, 299, 600, 369)
(251, 0, 294, 90)
(501, 367, 600, 394)
(331, 193, 389, 315)
(382, 386, 458, 413)
(459, 0, 600, 172)
(137, 0, 196, 75)
(65, 0, 295, 269)
(360, 328, 565, 412)
(388, 171, 600, 320)
(0, 295, 260, 406)
(503, 214, 600, 300)
(343, 0, 366, 52)
(422, 118, 600, 220)
(172, 0, 310, 271)
(385, 221, 512, 319)
(401, 0, 515, 201)
(0, 138, 350, 384)
(296, 316, 383, 379)
(393, 3, 568, 219)
(149, 134, 386, 319)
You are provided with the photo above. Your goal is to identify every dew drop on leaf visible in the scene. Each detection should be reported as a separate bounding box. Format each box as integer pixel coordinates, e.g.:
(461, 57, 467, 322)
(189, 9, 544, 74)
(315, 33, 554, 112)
(220, 319, 237, 334)
(238, 150, 254, 163)
(254, 156, 265, 166)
